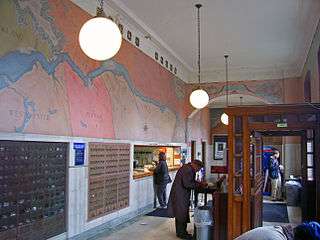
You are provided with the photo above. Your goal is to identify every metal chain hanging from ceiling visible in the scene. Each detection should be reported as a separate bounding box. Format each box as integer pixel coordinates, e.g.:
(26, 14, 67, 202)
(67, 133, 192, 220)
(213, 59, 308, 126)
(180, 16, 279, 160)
(196, 4, 202, 86)
(225, 54, 229, 107)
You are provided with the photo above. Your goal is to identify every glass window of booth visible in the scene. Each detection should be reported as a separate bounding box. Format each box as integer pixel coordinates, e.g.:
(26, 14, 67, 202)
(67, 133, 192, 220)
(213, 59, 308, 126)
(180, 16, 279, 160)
(133, 145, 181, 178)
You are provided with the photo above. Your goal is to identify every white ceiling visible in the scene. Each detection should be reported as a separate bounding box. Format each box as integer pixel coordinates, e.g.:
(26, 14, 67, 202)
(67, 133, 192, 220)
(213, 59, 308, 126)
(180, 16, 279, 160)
(74, 0, 320, 82)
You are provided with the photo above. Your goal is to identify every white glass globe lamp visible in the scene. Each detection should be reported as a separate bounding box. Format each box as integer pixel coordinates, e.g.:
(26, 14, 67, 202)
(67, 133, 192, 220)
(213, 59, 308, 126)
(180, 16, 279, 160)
(79, 17, 122, 61)
(189, 89, 209, 109)
(221, 112, 229, 125)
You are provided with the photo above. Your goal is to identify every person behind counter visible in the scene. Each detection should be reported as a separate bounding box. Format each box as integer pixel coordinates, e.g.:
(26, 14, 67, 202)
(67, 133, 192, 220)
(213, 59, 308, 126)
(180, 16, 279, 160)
(167, 159, 207, 240)
(154, 152, 172, 208)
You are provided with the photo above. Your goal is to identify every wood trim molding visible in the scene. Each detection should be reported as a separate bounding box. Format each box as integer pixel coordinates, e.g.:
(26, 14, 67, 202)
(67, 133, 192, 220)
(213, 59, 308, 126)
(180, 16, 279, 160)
(227, 116, 235, 240)
(242, 116, 251, 232)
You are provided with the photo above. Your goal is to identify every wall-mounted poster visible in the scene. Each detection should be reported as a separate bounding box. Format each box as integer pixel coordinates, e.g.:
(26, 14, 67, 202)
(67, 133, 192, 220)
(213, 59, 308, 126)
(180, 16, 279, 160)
(213, 135, 227, 160)
(74, 142, 85, 166)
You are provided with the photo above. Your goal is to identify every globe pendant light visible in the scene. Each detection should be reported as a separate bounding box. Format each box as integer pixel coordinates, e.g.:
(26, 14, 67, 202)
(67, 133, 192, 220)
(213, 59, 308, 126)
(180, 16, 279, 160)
(221, 112, 229, 125)
(189, 4, 209, 109)
(221, 55, 229, 125)
(79, 0, 122, 61)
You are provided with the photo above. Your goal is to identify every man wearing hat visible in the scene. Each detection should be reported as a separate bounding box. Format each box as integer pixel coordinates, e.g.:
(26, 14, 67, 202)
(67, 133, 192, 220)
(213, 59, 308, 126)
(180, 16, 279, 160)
(167, 160, 207, 239)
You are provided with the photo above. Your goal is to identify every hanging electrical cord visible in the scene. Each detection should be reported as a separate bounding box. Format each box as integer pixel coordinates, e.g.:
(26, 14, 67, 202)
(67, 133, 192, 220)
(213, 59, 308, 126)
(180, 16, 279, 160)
(221, 55, 230, 125)
(189, 4, 209, 109)
(225, 55, 229, 107)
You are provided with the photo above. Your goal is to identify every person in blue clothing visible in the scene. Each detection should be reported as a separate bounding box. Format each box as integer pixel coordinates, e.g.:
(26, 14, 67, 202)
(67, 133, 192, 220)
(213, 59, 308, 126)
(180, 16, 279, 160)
(264, 149, 282, 200)
(235, 221, 320, 240)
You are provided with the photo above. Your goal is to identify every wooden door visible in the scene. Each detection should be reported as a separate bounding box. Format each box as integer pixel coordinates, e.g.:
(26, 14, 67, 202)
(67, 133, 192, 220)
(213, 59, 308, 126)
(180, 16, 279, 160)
(191, 140, 196, 161)
(250, 132, 263, 228)
(202, 141, 206, 164)
(225, 104, 320, 239)
(227, 116, 251, 239)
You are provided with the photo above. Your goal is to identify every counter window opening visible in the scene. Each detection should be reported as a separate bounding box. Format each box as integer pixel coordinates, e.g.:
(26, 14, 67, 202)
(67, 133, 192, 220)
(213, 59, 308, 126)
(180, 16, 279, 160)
(133, 145, 182, 179)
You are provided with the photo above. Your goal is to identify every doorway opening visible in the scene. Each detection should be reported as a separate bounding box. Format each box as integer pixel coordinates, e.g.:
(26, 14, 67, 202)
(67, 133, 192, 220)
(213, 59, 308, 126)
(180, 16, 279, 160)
(226, 104, 319, 240)
(256, 133, 303, 226)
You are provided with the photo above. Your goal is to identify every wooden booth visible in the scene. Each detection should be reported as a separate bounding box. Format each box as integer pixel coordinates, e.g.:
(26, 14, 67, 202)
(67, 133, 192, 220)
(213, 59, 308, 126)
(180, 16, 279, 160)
(225, 104, 320, 240)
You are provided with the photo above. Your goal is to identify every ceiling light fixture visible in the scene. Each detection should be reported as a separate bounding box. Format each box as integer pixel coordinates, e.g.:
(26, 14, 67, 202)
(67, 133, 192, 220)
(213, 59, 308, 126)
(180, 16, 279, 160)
(189, 4, 209, 109)
(221, 55, 229, 125)
(79, 0, 122, 61)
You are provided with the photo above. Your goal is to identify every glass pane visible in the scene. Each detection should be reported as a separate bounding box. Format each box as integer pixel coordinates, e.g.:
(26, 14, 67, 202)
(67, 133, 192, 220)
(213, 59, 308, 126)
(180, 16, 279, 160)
(282, 114, 298, 123)
(235, 157, 243, 173)
(307, 168, 314, 181)
(235, 117, 243, 134)
(234, 176, 243, 195)
(307, 141, 313, 153)
(300, 114, 317, 122)
(235, 136, 243, 154)
(250, 144, 254, 174)
(264, 115, 281, 123)
(248, 115, 264, 123)
(307, 154, 314, 167)
(255, 157, 261, 175)
(307, 129, 314, 139)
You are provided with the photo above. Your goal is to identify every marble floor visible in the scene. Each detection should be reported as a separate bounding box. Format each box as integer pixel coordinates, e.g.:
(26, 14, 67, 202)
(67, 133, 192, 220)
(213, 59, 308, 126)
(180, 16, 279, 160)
(90, 215, 192, 240)
(263, 198, 302, 227)
(89, 199, 301, 240)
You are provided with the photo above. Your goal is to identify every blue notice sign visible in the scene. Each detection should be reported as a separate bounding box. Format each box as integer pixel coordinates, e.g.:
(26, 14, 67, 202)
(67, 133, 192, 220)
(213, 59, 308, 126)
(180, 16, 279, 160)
(74, 143, 85, 166)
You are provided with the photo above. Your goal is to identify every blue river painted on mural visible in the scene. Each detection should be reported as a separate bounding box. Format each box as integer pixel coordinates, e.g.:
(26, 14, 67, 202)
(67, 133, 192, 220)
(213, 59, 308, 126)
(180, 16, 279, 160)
(0, 50, 179, 133)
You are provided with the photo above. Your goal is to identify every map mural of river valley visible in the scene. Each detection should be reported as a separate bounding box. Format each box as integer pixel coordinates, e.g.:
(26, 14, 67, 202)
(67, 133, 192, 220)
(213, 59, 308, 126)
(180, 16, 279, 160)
(0, 0, 189, 143)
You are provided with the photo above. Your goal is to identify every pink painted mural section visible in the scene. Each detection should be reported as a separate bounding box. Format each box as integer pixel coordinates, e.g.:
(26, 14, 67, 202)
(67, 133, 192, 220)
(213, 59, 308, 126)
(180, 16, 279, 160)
(0, 0, 197, 144)
(0, 0, 308, 146)
(188, 77, 304, 107)
(63, 64, 115, 138)
(187, 107, 211, 152)
(189, 78, 285, 104)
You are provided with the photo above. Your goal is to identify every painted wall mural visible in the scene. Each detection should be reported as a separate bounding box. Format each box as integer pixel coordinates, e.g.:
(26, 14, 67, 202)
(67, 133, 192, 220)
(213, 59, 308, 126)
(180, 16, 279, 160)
(190, 79, 285, 105)
(0, 0, 190, 143)
(0, 0, 306, 145)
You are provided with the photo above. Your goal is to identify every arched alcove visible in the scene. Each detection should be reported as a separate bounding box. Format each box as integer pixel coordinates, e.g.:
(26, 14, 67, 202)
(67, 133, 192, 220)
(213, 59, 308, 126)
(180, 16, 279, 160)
(188, 93, 269, 119)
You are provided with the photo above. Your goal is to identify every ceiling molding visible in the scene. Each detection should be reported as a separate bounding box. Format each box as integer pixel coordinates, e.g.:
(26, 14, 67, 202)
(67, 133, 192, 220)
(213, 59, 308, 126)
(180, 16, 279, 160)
(71, 0, 320, 83)
(110, 0, 193, 72)
(188, 63, 300, 83)
(70, 0, 192, 82)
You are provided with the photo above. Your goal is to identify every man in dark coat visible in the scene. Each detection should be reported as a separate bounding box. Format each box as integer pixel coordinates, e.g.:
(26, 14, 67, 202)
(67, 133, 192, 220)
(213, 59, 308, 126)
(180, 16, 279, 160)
(167, 160, 206, 239)
(154, 152, 171, 208)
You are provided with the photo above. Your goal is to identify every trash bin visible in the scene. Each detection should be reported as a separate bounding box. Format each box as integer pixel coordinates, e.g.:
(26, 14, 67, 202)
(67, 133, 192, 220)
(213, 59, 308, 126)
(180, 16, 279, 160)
(285, 180, 302, 206)
(194, 206, 213, 240)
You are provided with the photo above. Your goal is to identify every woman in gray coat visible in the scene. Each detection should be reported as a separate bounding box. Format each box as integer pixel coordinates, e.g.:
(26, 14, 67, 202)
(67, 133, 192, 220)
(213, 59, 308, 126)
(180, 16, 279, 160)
(167, 160, 205, 239)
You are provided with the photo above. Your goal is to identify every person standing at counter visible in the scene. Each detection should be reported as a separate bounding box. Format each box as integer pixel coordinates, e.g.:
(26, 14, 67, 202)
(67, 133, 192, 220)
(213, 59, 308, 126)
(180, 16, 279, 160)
(167, 160, 206, 239)
(154, 152, 171, 208)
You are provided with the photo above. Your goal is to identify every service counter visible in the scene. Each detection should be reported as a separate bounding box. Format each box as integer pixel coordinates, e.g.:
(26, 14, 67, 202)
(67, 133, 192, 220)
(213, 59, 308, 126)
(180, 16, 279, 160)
(133, 165, 180, 179)
(133, 145, 183, 179)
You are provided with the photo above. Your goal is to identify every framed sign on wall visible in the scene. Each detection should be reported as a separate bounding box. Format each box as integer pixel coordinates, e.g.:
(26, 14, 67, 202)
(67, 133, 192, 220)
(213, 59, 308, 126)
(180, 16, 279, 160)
(213, 135, 227, 160)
